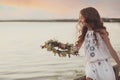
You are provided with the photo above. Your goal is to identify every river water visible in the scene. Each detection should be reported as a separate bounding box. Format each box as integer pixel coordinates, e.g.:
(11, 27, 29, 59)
(0, 22, 120, 80)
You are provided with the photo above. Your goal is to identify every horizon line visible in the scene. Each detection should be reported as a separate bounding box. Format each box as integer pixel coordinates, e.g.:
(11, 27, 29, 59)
(0, 18, 120, 22)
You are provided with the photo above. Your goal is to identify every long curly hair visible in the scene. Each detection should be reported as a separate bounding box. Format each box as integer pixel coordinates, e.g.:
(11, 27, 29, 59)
(75, 7, 107, 47)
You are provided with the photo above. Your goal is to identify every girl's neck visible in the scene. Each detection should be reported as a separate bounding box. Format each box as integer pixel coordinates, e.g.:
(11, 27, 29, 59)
(87, 27, 93, 31)
(87, 25, 93, 31)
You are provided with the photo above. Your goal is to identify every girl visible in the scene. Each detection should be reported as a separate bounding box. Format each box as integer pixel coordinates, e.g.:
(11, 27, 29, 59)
(60, 7, 120, 80)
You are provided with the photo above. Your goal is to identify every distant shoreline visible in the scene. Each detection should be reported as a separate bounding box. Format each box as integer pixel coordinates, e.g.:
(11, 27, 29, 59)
(0, 18, 120, 22)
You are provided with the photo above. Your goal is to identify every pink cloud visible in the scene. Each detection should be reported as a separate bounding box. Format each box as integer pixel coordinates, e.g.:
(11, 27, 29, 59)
(0, 0, 72, 15)
(0, 0, 119, 19)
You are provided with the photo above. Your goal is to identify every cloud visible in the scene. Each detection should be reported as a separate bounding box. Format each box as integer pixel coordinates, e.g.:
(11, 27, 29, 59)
(0, 0, 119, 19)
(0, 0, 72, 15)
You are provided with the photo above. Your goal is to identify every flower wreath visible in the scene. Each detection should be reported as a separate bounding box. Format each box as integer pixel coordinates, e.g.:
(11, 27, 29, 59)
(41, 39, 79, 58)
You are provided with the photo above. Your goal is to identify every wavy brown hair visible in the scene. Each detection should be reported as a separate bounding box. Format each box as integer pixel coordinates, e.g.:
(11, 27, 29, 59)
(75, 7, 108, 47)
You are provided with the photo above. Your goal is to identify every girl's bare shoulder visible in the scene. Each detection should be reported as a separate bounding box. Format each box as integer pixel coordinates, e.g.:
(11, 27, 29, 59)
(99, 29, 108, 34)
(98, 29, 109, 40)
(95, 29, 109, 40)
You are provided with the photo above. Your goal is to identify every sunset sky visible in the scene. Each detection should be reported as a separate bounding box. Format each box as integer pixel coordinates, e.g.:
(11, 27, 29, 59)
(0, 0, 120, 20)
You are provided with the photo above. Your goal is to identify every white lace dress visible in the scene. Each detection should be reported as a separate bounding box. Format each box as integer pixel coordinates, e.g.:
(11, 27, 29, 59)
(84, 30, 116, 80)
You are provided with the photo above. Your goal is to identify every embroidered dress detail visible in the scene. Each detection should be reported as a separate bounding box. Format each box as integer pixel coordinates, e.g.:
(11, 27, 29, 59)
(84, 30, 116, 80)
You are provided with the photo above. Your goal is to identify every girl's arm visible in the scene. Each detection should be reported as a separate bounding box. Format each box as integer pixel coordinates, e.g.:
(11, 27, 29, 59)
(101, 30, 120, 66)
(74, 39, 83, 52)
(59, 39, 83, 52)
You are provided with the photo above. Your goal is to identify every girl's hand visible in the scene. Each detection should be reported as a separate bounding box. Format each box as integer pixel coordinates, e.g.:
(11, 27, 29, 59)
(117, 63, 120, 67)
(116, 60, 120, 67)
(73, 46, 79, 55)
